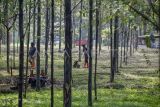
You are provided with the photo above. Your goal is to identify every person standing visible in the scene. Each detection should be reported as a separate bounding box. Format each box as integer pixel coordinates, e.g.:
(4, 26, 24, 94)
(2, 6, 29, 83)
(29, 42, 37, 69)
(82, 45, 88, 68)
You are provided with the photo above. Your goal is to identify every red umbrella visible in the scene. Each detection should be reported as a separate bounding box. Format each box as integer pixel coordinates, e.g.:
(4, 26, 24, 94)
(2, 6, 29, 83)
(74, 39, 88, 46)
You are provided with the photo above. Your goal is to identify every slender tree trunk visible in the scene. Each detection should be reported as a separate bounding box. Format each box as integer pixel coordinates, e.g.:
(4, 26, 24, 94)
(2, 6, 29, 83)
(0, 40, 1, 55)
(18, 0, 24, 106)
(72, 2, 76, 48)
(59, 0, 62, 51)
(4, 0, 10, 73)
(36, 0, 41, 91)
(78, 0, 83, 62)
(13, 27, 16, 68)
(33, 0, 36, 43)
(64, 0, 72, 106)
(50, 0, 55, 106)
(7, 29, 10, 73)
(110, 4, 114, 83)
(126, 22, 130, 65)
(113, 12, 119, 74)
(120, 25, 124, 68)
(136, 27, 139, 51)
(133, 28, 135, 53)
(123, 27, 126, 63)
(24, 0, 31, 98)
(130, 29, 133, 56)
(98, 9, 102, 55)
(88, 0, 93, 106)
(45, 0, 50, 75)
(116, 19, 119, 73)
(94, 0, 100, 100)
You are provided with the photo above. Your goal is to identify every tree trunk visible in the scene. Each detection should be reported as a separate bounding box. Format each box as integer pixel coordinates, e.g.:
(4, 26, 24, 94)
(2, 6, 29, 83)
(88, 0, 93, 106)
(110, 4, 114, 83)
(59, 0, 62, 51)
(4, 0, 10, 73)
(116, 19, 119, 73)
(94, 0, 100, 100)
(130, 29, 133, 56)
(113, 12, 119, 74)
(120, 25, 124, 68)
(18, 0, 24, 106)
(126, 22, 130, 65)
(45, 0, 50, 75)
(24, 0, 31, 98)
(98, 11, 102, 55)
(50, 0, 55, 106)
(78, 0, 83, 62)
(64, 0, 72, 106)
(13, 27, 16, 68)
(33, 0, 36, 43)
(0, 40, 1, 55)
(7, 29, 10, 73)
(72, 3, 76, 48)
(36, 0, 41, 91)
(123, 27, 126, 63)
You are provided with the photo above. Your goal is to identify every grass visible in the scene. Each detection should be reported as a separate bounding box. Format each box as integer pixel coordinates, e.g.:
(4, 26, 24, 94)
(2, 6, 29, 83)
(0, 46, 160, 107)
(0, 88, 159, 107)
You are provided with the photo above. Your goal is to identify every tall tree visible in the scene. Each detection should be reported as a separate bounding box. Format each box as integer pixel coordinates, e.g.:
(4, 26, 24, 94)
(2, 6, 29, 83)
(18, 0, 24, 106)
(32, 0, 36, 43)
(45, 0, 50, 75)
(113, 11, 119, 74)
(4, 0, 10, 73)
(94, 0, 100, 100)
(59, 0, 62, 52)
(24, 0, 31, 98)
(120, 24, 124, 68)
(110, 3, 114, 83)
(64, 0, 72, 106)
(78, 0, 83, 62)
(88, 0, 93, 105)
(36, 0, 41, 91)
(13, 27, 16, 68)
(50, 0, 55, 106)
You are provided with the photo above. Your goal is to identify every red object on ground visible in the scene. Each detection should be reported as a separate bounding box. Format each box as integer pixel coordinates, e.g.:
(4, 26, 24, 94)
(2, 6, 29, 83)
(74, 39, 88, 46)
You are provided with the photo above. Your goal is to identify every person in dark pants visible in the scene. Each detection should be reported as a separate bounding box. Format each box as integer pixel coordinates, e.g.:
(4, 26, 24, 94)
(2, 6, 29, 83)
(82, 45, 88, 68)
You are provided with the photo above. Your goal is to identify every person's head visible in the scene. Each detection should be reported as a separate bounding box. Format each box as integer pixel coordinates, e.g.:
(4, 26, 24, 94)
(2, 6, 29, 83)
(31, 42, 35, 47)
(82, 45, 86, 48)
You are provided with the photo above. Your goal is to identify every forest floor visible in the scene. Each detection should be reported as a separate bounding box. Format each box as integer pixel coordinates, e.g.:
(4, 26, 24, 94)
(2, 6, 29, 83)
(0, 46, 159, 107)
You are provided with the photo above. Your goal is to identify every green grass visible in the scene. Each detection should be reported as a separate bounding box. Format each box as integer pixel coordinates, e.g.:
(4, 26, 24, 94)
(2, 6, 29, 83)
(0, 88, 159, 107)
(0, 46, 159, 107)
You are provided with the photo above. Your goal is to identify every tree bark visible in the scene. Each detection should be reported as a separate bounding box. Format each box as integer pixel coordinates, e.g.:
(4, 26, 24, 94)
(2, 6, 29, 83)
(50, 0, 55, 106)
(33, 0, 36, 43)
(110, 4, 114, 83)
(88, 0, 93, 106)
(45, 0, 50, 75)
(113, 12, 119, 74)
(13, 27, 16, 68)
(24, 0, 31, 98)
(59, 0, 62, 51)
(7, 29, 10, 73)
(36, 0, 41, 91)
(94, 0, 100, 100)
(18, 0, 24, 106)
(123, 27, 126, 63)
(78, 0, 83, 62)
(120, 25, 124, 68)
(64, 0, 72, 106)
